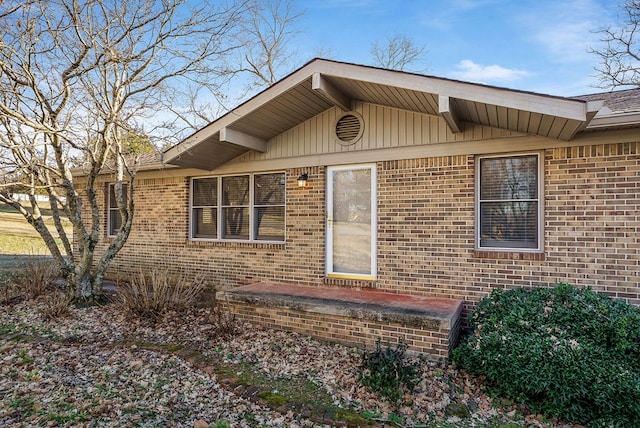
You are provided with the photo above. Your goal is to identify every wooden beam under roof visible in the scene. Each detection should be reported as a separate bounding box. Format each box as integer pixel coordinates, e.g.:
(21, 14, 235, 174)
(219, 127, 268, 153)
(439, 95, 462, 133)
(312, 72, 352, 111)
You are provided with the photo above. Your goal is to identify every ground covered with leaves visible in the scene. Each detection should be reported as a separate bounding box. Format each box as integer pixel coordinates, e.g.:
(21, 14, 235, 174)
(0, 297, 575, 427)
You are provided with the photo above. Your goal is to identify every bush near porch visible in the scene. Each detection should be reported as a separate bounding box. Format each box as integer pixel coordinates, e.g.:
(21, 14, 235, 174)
(454, 283, 640, 426)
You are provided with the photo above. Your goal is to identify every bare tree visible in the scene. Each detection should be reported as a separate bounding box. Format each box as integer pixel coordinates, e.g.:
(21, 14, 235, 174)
(235, 0, 302, 92)
(370, 33, 427, 72)
(151, 0, 303, 137)
(0, 0, 243, 299)
(593, 0, 640, 88)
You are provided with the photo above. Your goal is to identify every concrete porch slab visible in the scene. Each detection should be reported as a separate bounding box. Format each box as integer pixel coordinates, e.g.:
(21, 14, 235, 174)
(218, 281, 463, 330)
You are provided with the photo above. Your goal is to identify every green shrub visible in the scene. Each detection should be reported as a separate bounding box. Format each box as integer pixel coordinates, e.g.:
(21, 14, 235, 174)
(453, 283, 640, 425)
(359, 338, 419, 403)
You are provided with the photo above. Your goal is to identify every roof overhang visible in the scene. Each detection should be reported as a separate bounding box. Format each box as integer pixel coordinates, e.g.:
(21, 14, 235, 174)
(582, 106, 640, 129)
(164, 59, 602, 170)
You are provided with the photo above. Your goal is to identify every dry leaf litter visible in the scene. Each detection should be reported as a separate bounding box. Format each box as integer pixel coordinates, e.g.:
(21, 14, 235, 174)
(0, 298, 575, 427)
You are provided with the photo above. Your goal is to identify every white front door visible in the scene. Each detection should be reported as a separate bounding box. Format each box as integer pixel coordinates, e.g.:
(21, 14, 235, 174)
(326, 164, 376, 279)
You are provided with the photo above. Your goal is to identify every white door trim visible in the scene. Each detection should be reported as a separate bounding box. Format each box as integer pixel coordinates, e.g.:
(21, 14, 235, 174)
(326, 163, 377, 280)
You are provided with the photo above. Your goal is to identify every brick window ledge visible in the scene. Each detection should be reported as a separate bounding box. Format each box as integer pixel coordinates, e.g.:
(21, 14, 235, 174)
(323, 277, 377, 289)
(473, 250, 545, 261)
(187, 240, 286, 250)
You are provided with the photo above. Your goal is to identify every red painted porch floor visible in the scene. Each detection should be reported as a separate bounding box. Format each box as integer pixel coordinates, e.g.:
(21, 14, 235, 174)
(220, 281, 463, 328)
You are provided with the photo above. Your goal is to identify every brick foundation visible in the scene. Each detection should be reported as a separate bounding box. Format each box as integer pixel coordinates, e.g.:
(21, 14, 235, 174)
(220, 282, 463, 358)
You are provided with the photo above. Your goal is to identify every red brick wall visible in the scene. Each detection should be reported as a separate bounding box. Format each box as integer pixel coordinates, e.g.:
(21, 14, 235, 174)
(87, 142, 640, 312)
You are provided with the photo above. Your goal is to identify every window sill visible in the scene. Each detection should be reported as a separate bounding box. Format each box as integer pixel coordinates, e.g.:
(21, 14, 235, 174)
(473, 249, 545, 261)
(187, 239, 285, 249)
(324, 276, 377, 289)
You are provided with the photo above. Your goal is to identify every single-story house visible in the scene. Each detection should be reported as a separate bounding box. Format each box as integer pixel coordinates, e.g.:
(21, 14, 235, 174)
(88, 59, 640, 358)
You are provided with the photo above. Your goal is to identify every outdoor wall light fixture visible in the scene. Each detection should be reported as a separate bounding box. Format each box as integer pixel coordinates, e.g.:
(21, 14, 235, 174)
(297, 173, 309, 188)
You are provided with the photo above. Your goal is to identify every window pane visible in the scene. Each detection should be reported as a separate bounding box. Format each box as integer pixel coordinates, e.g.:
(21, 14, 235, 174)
(109, 186, 116, 206)
(222, 207, 249, 239)
(333, 169, 371, 223)
(193, 178, 217, 206)
(109, 184, 128, 207)
(331, 168, 372, 275)
(480, 201, 538, 248)
(254, 206, 284, 240)
(109, 184, 128, 236)
(193, 207, 217, 238)
(222, 176, 249, 206)
(109, 209, 122, 235)
(480, 155, 538, 200)
(255, 173, 285, 205)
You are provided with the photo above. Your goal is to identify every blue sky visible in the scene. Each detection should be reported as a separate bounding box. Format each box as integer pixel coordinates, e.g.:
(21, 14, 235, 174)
(291, 0, 619, 96)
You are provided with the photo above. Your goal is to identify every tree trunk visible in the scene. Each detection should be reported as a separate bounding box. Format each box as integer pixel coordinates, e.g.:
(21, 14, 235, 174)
(77, 273, 94, 300)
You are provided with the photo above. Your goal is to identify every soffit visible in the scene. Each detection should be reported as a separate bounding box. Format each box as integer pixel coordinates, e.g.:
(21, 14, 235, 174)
(165, 59, 596, 170)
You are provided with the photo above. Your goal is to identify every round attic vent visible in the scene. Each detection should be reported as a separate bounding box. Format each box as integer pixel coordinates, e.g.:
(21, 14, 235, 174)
(334, 112, 364, 146)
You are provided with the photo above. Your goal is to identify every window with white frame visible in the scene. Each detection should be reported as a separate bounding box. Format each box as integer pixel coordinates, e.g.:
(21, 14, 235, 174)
(190, 172, 285, 242)
(107, 183, 128, 237)
(476, 153, 542, 250)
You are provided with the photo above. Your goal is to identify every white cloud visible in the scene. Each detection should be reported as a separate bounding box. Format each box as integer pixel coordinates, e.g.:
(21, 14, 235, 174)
(516, 0, 611, 64)
(450, 60, 530, 84)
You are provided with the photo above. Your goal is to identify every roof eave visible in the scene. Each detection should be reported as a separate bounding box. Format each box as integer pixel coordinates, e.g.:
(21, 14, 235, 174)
(585, 111, 640, 129)
(163, 59, 604, 169)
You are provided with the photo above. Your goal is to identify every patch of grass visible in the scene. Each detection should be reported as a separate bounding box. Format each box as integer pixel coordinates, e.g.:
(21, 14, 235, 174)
(9, 394, 37, 416)
(339, 411, 375, 426)
(0, 234, 52, 256)
(17, 349, 35, 364)
(257, 390, 288, 407)
(215, 360, 372, 425)
(38, 411, 88, 425)
(0, 207, 71, 256)
(153, 342, 183, 352)
(0, 323, 16, 334)
(0, 320, 58, 341)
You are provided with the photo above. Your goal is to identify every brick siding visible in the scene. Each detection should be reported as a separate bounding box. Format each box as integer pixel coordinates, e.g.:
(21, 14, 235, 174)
(85, 141, 640, 335)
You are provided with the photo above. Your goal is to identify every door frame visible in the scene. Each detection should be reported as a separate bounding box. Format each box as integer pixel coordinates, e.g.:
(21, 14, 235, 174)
(325, 163, 377, 280)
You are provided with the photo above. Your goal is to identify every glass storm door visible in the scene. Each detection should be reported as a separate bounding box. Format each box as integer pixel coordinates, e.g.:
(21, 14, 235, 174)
(326, 164, 376, 279)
